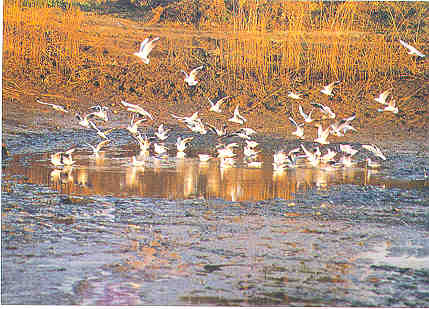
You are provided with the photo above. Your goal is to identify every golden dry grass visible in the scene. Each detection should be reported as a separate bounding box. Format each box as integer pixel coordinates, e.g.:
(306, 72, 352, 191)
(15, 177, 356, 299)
(2, 0, 428, 133)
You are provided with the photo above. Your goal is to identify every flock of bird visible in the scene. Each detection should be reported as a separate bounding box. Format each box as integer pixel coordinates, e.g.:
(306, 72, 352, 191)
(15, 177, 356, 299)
(35, 36, 425, 180)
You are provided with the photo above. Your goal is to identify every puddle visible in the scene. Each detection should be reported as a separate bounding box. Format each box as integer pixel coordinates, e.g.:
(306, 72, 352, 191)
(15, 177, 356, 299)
(3, 146, 428, 201)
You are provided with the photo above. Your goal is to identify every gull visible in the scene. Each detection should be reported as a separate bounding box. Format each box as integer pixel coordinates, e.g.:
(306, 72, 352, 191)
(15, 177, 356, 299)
(340, 144, 359, 157)
(75, 113, 96, 129)
(228, 105, 247, 125)
(299, 105, 314, 123)
(330, 114, 357, 136)
(216, 142, 239, 159)
(127, 114, 147, 136)
(243, 145, 259, 158)
(374, 89, 392, 105)
(36, 99, 68, 113)
(273, 150, 287, 166)
(247, 161, 262, 168)
(366, 158, 381, 169)
(155, 124, 170, 141)
(89, 105, 109, 122)
(289, 116, 304, 139)
(320, 81, 340, 96)
(285, 147, 302, 168)
(154, 143, 168, 156)
(171, 111, 199, 125)
(362, 144, 387, 161)
(51, 152, 64, 166)
(176, 136, 194, 152)
(62, 148, 75, 166)
(207, 123, 227, 137)
(399, 40, 425, 58)
(134, 133, 151, 152)
(182, 66, 204, 86)
(245, 140, 259, 149)
(120, 100, 153, 120)
(220, 157, 236, 168)
(134, 37, 160, 64)
(89, 121, 114, 140)
(340, 155, 355, 168)
(186, 119, 207, 135)
(209, 96, 229, 113)
(314, 123, 330, 145)
(301, 144, 320, 167)
(311, 102, 336, 119)
(378, 99, 398, 114)
(87, 140, 110, 157)
(198, 154, 212, 162)
(288, 91, 302, 100)
(321, 148, 337, 163)
(131, 156, 145, 167)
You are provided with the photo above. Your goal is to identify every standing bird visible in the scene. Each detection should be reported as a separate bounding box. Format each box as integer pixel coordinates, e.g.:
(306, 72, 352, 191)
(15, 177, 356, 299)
(320, 81, 340, 96)
(182, 66, 204, 86)
(399, 40, 425, 58)
(134, 37, 160, 64)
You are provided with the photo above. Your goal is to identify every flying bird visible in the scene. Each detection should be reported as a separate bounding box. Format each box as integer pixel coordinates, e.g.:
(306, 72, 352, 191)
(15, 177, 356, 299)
(374, 89, 392, 105)
(289, 116, 304, 139)
(182, 66, 204, 86)
(311, 102, 336, 119)
(298, 104, 314, 123)
(399, 40, 425, 58)
(320, 81, 340, 96)
(208, 96, 230, 113)
(120, 100, 153, 120)
(134, 37, 160, 64)
(228, 105, 247, 125)
(378, 99, 398, 114)
(36, 99, 68, 113)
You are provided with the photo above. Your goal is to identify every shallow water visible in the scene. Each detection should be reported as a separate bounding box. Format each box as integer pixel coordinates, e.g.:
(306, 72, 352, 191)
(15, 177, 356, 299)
(2, 128, 429, 306)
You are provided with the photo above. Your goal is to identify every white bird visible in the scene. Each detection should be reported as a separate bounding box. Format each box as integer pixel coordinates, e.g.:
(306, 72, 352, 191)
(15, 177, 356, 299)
(207, 123, 227, 137)
(314, 123, 330, 145)
(51, 152, 64, 166)
(374, 89, 392, 105)
(36, 99, 68, 113)
(220, 157, 236, 168)
(288, 91, 302, 100)
(366, 158, 381, 169)
(134, 37, 160, 64)
(87, 140, 110, 156)
(378, 99, 398, 114)
(273, 150, 287, 165)
(247, 161, 262, 168)
(75, 113, 95, 129)
(89, 121, 114, 140)
(120, 100, 153, 120)
(154, 143, 168, 156)
(301, 145, 320, 167)
(289, 117, 304, 139)
(176, 136, 194, 152)
(155, 124, 170, 141)
(245, 140, 259, 149)
(299, 105, 314, 123)
(208, 96, 229, 113)
(399, 40, 425, 58)
(330, 114, 357, 136)
(182, 66, 204, 86)
(131, 156, 145, 167)
(89, 105, 109, 122)
(171, 111, 199, 125)
(127, 114, 147, 136)
(198, 154, 212, 162)
(340, 155, 355, 168)
(62, 148, 75, 166)
(243, 146, 259, 158)
(321, 148, 337, 163)
(186, 119, 207, 135)
(362, 144, 387, 161)
(228, 105, 247, 125)
(134, 133, 151, 152)
(340, 144, 359, 157)
(311, 102, 336, 119)
(320, 81, 340, 96)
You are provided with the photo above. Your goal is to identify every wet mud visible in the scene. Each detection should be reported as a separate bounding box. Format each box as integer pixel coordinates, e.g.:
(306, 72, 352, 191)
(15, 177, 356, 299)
(2, 124, 429, 306)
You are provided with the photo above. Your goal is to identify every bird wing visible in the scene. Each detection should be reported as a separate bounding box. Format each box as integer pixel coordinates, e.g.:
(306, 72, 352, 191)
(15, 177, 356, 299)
(189, 66, 203, 79)
(399, 40, 413, 52)
(139, 38, 150, 53)
(288, 116, 298, 127)
(142, 37, 159, 57)
(216, 96, 230, 106)
(298, 105, 307, 119)
(96, 139, 110, 151)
